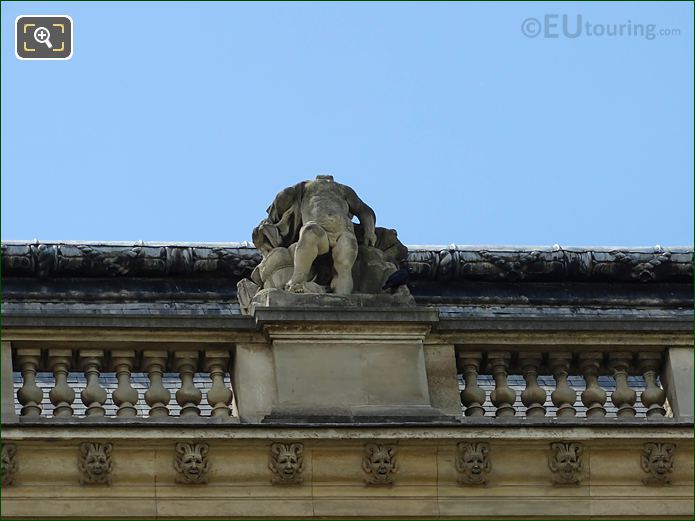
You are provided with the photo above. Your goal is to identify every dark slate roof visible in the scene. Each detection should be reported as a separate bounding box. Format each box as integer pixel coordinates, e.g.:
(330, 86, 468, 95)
(2, 242, 692, 327)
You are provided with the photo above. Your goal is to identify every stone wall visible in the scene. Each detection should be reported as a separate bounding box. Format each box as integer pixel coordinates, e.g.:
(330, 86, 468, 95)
(2, 426, 692, 519)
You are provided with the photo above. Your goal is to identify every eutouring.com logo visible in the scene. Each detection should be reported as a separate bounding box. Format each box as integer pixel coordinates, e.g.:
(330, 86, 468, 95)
(521, 14, 680, 41)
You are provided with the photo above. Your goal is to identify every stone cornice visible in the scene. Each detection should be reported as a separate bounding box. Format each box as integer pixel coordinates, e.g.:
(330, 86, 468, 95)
(1, 241, 692, 283)
(3, 423, 693, 439)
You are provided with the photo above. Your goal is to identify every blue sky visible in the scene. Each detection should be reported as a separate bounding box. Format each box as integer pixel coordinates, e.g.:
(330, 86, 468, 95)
(2, 1, 693, 246)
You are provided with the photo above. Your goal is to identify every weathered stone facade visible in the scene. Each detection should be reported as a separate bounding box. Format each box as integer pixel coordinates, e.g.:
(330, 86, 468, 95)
(1, 238, 693, 518)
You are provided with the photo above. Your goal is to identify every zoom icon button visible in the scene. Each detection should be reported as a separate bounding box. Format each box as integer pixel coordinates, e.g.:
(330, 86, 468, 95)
(16, 15, 73, 60)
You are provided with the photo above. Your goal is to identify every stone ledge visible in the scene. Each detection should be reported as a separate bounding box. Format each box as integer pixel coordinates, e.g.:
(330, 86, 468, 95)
(250, 288, 415, 312)
(253, 306, 440, 325)
(3, 422, 693, 440)
(261, 404, 455, 424)
(437, 315, 694, 331)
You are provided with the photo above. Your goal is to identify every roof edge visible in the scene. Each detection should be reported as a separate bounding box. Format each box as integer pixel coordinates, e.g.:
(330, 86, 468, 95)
(1, 241, 692, 283)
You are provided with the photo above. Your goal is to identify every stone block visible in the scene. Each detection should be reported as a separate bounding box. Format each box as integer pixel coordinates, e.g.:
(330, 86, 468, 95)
(662, 347, 694, 420)
(1, 341, 16, 423)
(423, 343, 462, 417)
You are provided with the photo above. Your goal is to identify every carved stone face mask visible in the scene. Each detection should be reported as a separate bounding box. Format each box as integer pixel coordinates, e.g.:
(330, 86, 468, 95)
(456, 442, 491, 485)
(557, 451, 579, 479)
(269, 443, 304, 484)
(465, 452, 485, 475)
(362, 444, 397, 484)
(181, 453, 204, 477)
(370, 451, 392, 477)
(174, 442, 210, 484)
(2, 450, 14, 473)
(1, 444, 17, 486)
(87, 453, 108, 475)
(79, 442, 113, 485)
(641, 443, 675, 485)
(277, 452, 299, 478)
(649, 452, 671, 475)
(548, 442, 583, 485)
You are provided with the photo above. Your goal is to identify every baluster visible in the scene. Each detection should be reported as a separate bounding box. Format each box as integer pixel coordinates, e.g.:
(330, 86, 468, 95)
(175, 351, 202, 417)
(549, 352, 577, 418)
(609, 352, 636, 418)
(111, 350, 138, 417)
(520, 353, 546, 417)
(16, 348, 43, 417)
(48, 348, 75, 417)
(458, 352, 486, 417)
(143, 351, 170, 417)
(488, 352, 515, 417)
(79, 350, 107, 417)
(639, 353, 666, 418)
(579, 352, 607, 419)
(204, 349, 233, 417)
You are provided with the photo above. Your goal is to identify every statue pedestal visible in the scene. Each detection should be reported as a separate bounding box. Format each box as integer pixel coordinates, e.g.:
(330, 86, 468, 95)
(235, 294, 454, 423)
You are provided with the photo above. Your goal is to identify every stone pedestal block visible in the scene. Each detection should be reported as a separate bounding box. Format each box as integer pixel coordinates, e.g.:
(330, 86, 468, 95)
(234, 296, 453, 423)
(662, 347, 694, 421)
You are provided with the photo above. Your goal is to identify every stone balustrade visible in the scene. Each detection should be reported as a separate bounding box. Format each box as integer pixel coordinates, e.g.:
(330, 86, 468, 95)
(8, 341, 690, 423)
(456, 348, 679, 420)
(11, 345, 235, 420)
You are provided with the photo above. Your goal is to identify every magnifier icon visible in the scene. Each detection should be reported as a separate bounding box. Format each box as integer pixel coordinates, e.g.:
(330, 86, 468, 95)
(33, 26, 53, 49)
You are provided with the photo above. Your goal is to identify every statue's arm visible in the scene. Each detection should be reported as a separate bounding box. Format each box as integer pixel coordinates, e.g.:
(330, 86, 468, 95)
(344, 186, 376, 246)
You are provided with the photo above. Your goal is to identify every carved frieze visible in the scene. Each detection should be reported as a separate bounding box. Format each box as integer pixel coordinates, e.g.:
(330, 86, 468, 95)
(1, 242, 261, 279)
(612, 250, 673, 282)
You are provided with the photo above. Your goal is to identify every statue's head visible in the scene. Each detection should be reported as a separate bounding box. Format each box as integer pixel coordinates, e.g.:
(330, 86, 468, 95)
(253, 220, 282, 255)
(642, 443, 674, 477)
(315, 174, 334, 182)
(269, 443, 304, 483)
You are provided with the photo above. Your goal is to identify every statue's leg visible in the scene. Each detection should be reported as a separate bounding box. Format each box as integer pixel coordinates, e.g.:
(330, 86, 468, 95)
(287, 224, 328, 292)
(331, 232, 358, 295)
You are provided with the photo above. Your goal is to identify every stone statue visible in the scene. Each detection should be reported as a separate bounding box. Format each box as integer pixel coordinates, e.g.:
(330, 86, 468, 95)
(283, 174, 376, 294)
(237, 175, 410, 313)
